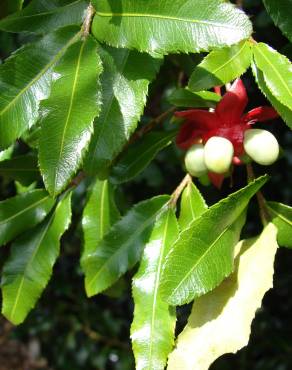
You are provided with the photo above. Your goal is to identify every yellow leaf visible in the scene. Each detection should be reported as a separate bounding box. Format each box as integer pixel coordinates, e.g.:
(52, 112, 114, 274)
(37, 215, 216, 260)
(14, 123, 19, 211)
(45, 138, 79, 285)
(167, 223, 278, 370)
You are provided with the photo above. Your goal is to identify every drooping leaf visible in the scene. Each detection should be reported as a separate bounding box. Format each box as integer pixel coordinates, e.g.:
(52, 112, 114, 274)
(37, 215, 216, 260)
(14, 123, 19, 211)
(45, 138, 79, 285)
(167, 223, 278, 370)
(253, 43, 292, 111)
(0, 0, 87, 34)
(0, 154, 39, 185)
(263, 0, 292, 43)
(0, 189, 54, 246)
(188, 41, 252, 92)
(266, 201, 292, 248)
(1, 192, 72, 325)
(39, 36, 102, 197)
(83, 195, 170, 297)
(110, 131, 176, 184)
(160, 176, 268, 306)
(85, 45, 161, 177)
(0, 26, 80, 149)
(131, 207, 179, 370)
(168, 89, 220, 109)
(178, 181, 207, 231)
(81, 179, 120, 269)
(91, 0, 252, 56)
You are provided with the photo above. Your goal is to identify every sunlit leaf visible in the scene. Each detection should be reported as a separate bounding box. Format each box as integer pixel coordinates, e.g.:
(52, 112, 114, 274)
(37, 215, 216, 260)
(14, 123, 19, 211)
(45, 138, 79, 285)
(267, 201, 292, 248)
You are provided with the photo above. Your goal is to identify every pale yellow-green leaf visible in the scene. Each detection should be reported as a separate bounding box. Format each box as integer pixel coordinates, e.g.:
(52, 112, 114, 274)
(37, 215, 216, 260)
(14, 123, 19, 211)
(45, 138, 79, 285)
(167, 223, 278, 370)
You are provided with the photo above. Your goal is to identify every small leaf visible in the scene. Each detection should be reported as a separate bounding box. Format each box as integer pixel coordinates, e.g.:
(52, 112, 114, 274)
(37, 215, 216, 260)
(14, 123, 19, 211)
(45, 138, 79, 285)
(91, 0, 252, 56)
(178, 181, 207, 231)
(188, 41, 252, 92)
(1, 192, 72, 325)
(110, 131, 176, 184)
(167, 223, 278, 370)
(168, 89, 220, 109)
(83, 195, 170, 297)
(0, 154, 39, 185)
(0, 0, 87, 34)
(253, 43, 292, 111)
(85, 44, 161, 177)
(131, 207, 179, 370)
(0, 189, 54, 246)
(39, 36, 102, 196)
(266, 201, 292, 248)
(160, 176, 268, 306)
(263, 0, 292, 43)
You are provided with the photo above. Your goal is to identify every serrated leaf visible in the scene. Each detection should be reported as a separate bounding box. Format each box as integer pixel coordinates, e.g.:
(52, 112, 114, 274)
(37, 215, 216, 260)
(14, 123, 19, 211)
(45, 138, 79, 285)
(0, 0, 87, 34)
(0, 154, 39, 185)
(39, 36, 102, 197)
(81, 179, 120, 268)
(0, 26, 80, 149)
(252, 61, 292, 129)
(1, 192, 72, 325)
(131, 207, 178, 370)
(85, 45, 161, 177)
(167, 223, 278, 370)
(253, 43, 292, 111)
(178, 181, 207, 231)
(188, 41, 252, 92)
(110, 131, 176, 184)
(266, 201, 292, 248)
(263, 0, 292, 43)
(83, 195, 170, 297)
(168, 89, 220, 109)
(160, 176, 268, 306)
(91, 0, 252, 56)
(0, 189, 54, 247)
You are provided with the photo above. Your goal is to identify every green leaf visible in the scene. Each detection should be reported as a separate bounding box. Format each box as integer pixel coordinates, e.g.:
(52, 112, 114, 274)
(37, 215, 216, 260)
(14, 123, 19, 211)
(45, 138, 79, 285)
(83, 195, 170, 297)
(0, 154, 39, 185)
(252, 61, 292, 129)
(0, 26, 80, 149)
(81, 179, 120, 268)
(0, 146, 13, 162)
(85, 45, 161, 177)
(91, 0, 252, 56)
(110, 131, 176, 184)
(0, 0, 87, 34)
(131, 207, 178, 370)
(39, 36, 102, 197)
(1, 192, 72, 325)
(266, 201, 292, 248)
(178, 181, 207, 231)
(188, 41, 252, 92)
(263, 0, 292, 43)
(167, 223, 278, 370)
(253, 43, 292, 111)
(0, 0, 23, 19)
(168, 89, 220, 109)
(0, 189, 54, 246)
(160, 176, 268, 306)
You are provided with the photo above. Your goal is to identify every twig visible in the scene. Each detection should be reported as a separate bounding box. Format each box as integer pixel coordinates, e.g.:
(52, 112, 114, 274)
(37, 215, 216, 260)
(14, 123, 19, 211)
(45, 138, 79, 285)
(169, 174, 192, 208)
(83, 325, 129, 350)
(236, 0, 243, 8)
(81, 3, 95, 38)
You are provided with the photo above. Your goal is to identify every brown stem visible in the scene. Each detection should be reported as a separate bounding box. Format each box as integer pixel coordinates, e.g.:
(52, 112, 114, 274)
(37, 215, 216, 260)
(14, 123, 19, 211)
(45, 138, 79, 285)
(81, 3, 95, 38)
(169, 174, 192, 208)
(83, 325, 129, 350)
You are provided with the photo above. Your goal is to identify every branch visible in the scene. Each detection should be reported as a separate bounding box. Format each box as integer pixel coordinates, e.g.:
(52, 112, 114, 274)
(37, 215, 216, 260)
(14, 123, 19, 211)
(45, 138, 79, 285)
(81, 3, 95, 38)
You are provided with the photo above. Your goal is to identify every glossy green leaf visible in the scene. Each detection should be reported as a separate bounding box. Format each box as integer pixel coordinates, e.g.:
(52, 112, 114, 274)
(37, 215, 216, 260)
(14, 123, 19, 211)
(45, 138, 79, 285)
(91, 0, 252, 56)
(263, 0, 292, 42)
(81, 179, 120, 269)
(110, 131, 176, 184)
(188, 41, 252, 92)
(0, 0, 87, 34)
(39, 36, 102, 197)
(83, 195, 170, 297)
(0, 154, 39, 185)
(178, 181, 207, 231)
(168, 89, 220, 109)
(131, 207, 178, 370)
(0, 189, 54, 246)
(266, 201, 292, 248)
(253, 43, 292, 111)
(1, 192, 72, 325)
(0, 26, 80, 149)
(160, 176, 268, 306)
(85, 45, 161, 177)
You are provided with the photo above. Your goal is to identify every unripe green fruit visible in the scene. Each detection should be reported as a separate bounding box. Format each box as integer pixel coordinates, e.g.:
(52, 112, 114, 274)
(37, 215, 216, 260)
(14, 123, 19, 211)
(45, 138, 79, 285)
(204, 136, 234, 174)
(243, 129, 279, 165)
(184, 144, 207, 177)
